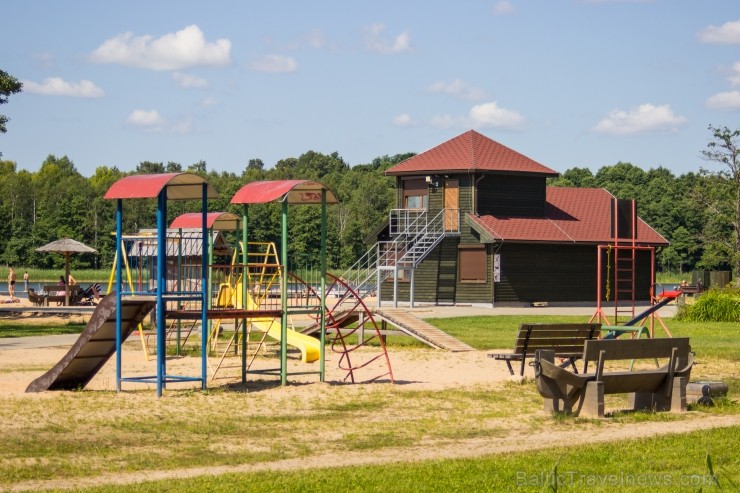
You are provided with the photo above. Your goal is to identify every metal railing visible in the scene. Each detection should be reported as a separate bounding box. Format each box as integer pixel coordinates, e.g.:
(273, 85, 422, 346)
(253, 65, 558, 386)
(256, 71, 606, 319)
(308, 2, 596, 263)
(339, 208, 460, 301)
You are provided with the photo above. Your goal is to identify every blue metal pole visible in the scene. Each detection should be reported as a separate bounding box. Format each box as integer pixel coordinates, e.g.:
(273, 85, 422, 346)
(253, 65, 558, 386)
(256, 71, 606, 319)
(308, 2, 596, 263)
(241, 204, 248, 385)
(156, 189, 166, 398)
(115, 199, 123, 392)
(201, 184, 208, 390)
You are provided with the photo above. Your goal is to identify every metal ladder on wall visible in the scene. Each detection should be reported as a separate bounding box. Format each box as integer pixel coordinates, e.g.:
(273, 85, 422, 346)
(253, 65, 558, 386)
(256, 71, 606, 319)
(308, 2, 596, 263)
(340, 208, 459, 307)
(612, 200, 637, 324)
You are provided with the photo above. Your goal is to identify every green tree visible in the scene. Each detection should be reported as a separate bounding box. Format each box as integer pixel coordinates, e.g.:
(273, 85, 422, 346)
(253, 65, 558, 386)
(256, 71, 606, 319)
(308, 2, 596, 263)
(549, 167, 597, 188)
(0, 69, 23, 141)
(700, 125, 740, 281)
(30, 155, 97, 270)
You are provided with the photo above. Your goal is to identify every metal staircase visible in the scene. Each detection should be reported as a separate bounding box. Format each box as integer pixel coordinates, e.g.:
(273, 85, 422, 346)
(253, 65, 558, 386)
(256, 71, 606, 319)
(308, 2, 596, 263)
(340, 208, 460, 306)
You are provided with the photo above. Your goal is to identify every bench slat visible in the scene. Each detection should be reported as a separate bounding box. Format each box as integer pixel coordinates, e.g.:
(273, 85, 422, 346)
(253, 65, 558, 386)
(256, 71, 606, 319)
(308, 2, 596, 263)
(583, 338, 690, 363)
(490, 323, 600, 376)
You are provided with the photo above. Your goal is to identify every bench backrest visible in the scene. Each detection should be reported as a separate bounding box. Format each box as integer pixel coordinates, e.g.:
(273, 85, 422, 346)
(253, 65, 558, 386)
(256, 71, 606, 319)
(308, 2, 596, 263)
(43, 285, 73, 292)
(513, 323, 601, 355)
(583, 337, 691, 370)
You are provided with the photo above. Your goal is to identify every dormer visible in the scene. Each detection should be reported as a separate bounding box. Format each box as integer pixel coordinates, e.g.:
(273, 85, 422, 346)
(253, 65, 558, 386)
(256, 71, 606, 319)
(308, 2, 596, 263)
(385, 130, 559, 217)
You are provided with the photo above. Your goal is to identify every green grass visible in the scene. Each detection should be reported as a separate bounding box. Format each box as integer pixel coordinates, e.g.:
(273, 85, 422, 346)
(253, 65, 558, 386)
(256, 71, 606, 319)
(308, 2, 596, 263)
(0, 322, 85, 338)
(656, 271, 690, 285)
(10, 267, 109, 284)
(2, 313, 739, 491)
(79, 425, 740, 492)
(424, 315, 740, 360)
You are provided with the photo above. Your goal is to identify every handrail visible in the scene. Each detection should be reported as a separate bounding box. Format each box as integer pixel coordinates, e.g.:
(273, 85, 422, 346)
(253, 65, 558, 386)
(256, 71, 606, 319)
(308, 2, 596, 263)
(339, 208, 460, 300)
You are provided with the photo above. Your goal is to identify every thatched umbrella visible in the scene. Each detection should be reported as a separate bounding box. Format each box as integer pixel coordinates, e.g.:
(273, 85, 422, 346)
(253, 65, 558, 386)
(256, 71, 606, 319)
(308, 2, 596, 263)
(35, 238, 97, 305)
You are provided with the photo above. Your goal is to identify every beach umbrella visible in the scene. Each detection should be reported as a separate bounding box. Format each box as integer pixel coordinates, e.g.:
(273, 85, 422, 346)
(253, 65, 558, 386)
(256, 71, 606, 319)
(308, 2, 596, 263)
(35, 238, 97, 305)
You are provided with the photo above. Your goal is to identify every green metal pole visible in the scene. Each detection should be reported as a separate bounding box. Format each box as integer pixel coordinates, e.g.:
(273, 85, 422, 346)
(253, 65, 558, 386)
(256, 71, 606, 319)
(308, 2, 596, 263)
(206, 226, 214, 355)
(241, 204, 248, 385)
(320, 189, 327, 381)
(177, 228, 183, 355)
(281, 199, 288, 386)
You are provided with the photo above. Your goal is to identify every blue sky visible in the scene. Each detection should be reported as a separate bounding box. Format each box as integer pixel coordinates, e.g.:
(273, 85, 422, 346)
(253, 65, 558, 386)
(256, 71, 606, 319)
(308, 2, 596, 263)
(2, 1, 739, 178)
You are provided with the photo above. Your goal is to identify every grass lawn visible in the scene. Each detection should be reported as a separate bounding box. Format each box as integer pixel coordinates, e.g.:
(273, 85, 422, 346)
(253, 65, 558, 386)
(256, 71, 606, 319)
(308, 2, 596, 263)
(83, 425, 740, 492)
(1, 313, 738, 491)
(0, 321, 86, 338)
(426, 315, 740, 361)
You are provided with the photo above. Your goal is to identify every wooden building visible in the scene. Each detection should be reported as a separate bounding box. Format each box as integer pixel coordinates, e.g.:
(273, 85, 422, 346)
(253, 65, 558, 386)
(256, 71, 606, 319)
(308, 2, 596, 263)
(377, 130, 668, 306)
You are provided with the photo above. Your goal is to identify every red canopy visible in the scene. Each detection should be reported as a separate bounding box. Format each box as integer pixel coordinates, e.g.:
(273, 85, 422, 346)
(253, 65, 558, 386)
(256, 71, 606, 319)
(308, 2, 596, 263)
(104, 173, 218, 201)
(170, 212, 241, 231)
(230, 180, 338, 205)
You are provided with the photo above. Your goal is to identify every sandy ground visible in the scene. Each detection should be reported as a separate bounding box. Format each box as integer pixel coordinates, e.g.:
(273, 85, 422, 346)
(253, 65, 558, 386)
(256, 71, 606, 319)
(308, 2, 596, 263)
(0, 296, 736, 491)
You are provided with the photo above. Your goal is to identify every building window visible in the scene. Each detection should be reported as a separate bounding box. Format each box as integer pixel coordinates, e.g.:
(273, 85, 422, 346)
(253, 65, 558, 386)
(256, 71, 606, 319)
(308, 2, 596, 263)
(402, 178, 429, 209)
(459, 244, 487, 283)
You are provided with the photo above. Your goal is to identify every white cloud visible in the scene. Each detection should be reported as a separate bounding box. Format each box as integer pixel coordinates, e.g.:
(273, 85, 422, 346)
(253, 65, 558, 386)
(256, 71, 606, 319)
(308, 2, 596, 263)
(468, 101, 527, 129)
(364, 23, 413, 54)
(23, 77, 104, 98)
(429, 114, 456, 129)
(126, 109, 164, 130)
(706, 91, 740, 111)
(90, 25, 231, 71)
(427, 101, 526, 130)
(593, 103, 687, 135)
(305, 29, 328, 49)
(201, 97, 219, 106)
(125, 110, 201, 133)
(729, 62, 740, 87)
(492, 1, 515, 15)
(697, 19, 740, 44)
(427, 79, 488, 101)
(249, 55, 298, 73)
(171, 116, 195, 134)
(172, 72, 208, 88)
(32, 52, 54, 70)
(392, 113, 414, 127)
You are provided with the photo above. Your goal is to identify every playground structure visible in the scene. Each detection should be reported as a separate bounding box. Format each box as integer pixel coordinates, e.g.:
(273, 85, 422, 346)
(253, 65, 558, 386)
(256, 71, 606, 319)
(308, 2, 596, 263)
(28, 174, 394, 397)
(590, 198, 679, 337)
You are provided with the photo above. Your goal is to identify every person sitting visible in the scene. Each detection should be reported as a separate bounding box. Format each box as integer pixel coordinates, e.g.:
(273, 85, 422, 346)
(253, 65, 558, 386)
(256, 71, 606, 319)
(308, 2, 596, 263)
(55, 276, 66, 296)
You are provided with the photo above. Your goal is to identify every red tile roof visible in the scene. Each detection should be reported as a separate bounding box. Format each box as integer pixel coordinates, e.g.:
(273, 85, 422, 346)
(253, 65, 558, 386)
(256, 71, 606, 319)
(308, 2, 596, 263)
(385, 130, 559, 177)
(467, 187, 668, 245)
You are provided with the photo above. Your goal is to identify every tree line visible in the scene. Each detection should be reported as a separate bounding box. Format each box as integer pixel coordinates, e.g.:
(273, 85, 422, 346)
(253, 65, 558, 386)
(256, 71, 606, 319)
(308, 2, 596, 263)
(0, 128, 737, 278)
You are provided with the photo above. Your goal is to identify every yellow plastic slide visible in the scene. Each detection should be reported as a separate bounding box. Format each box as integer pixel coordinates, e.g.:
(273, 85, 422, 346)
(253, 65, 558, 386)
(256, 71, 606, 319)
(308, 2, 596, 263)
(217, 282, 320, 363)
(257, 318, 320, 363)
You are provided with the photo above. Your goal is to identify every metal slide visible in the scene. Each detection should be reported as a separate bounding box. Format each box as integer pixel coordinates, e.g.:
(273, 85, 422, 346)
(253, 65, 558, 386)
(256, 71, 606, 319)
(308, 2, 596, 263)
(26, 293, 156, 392)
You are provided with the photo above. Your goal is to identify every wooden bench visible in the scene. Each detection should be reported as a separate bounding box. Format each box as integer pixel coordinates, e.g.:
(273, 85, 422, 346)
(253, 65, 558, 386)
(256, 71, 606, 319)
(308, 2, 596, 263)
(488, 323, 601, 377)
(534, 337, 693, 418)
(40, 285, 83, 306)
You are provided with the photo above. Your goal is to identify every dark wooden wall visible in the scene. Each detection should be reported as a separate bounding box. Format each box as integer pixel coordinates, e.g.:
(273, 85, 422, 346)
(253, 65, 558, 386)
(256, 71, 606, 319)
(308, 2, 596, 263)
(493, 243, 653, 303)
(384, 172, 655, 305)
(477, 174, 546, 217)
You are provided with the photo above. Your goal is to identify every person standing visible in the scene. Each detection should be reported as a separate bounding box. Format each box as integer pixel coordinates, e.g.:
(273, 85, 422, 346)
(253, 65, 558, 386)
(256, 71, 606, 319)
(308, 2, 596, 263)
(7, 267, 16, 299)
(23, 271, 29, 292)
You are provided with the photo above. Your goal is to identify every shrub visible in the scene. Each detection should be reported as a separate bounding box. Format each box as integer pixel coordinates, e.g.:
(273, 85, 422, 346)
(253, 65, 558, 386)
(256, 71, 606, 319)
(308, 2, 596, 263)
(679, 286, 740, 322)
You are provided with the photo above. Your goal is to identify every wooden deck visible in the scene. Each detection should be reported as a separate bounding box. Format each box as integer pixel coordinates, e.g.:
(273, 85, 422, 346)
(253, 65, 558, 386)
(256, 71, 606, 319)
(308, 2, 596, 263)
(372, 308, 474, 352)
